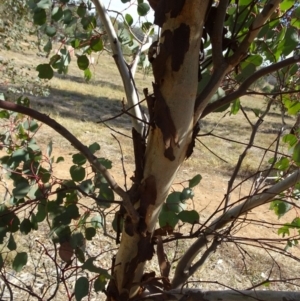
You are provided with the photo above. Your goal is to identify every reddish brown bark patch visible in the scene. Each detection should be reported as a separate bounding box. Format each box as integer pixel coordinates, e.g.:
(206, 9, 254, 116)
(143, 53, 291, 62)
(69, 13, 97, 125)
(154, 0, 186, 27)
(152, 29, 173, 85)
(153, 83, 178, 161)
(172, 23, 190, 71)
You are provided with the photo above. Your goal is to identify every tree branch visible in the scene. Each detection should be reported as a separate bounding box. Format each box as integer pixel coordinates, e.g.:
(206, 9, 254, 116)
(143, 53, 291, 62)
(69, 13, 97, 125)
(227, 0, 281, 66)
(211, 0, 229, 67)
(91, 0, 145, 135)
(201, 54, 300, 118)
(172, 168, 300, 287)
(0, 100, 139, 224)
(194, 0, 281, 123)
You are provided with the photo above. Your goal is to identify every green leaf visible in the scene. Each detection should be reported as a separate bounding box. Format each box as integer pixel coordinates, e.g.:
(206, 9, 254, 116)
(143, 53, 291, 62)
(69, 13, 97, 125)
(189, 174, 202, 188)
(88, 142, 100, 154)
(12, 252, 28, 272)
(70, 165, 86, 182)
(166, 192, 186, 213)
(274, 157, 290, 171)
(142, 22, 153, 33)
(280, 0, 294, 11)
(137, 3, 150, 16)
(63, 9, 73, 24)
(230, 99, 240, 115)
(125, 13, 133, 26)
(52, 6, 63, 22)
(23, 119, 39, 132)
(79, 179, 94, 194)
(178, 210, 199, 224)
(180, 188, 194, 201)
(37, 0, 51, 9)
(293, 141, 300, 165)
(282, 134, 297, 147)
(45, 26, 56, 37)
(56, 156, 64, 163)
(91, 37, 103, 52)
(33, 8, 47, 25)
(85, 227, 96, 240)
(71, 232, 85, 249)
(98, 158, 112, 169)
(91, 215, 103, 229)
(72, 153, 86, 165)
(75, 277, 89, 301)
(77, 4, 87, 17)
(159, 210, 179, 228)
(277, 28, 299, 57)
(12, 180, 31, 199)
(9, 215, 20, 233)
(20, 219, 32, 235)
(36, 64, 54, 79)
(0, 110, 10, 118)
(94, 275, 107, 292)
(251, 108, 261, 117)
(81, 15, 96, 30)
(84, 68, 92, 81)
(283, 98, 300, 115)
(36, 201, 47, 222)
(31, 213, 38, 230)
(77, 55, 89, 70)
(270, 200, 291, 219)
(7, 234, 17, 251)
(245, 54, 263, 67)
(99, 183, 114, 204)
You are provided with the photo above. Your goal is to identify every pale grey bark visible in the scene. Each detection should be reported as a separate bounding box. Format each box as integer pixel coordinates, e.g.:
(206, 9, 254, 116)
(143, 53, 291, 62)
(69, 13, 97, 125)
(91, 0, 146, 135)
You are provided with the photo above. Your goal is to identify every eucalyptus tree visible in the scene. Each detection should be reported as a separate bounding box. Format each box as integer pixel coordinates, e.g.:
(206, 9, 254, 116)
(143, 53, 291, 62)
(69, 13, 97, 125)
(1, 1, 300, 301)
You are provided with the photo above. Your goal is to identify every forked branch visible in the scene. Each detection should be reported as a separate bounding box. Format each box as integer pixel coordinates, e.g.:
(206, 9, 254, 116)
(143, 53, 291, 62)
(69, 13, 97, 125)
(194, 0, 281, 122)
(201, 54, 300, 118)
(172, 168, 300, 287)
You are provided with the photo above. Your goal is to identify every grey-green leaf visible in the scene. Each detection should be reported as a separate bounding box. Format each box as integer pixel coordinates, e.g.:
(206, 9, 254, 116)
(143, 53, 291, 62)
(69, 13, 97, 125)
(12, 252, 28, 272)
(75, 277, 89, 301)
(189, 174, 202, 188)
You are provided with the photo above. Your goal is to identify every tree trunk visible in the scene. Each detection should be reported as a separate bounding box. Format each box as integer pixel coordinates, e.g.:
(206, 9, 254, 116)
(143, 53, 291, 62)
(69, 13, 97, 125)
(110, 1, 210, 299)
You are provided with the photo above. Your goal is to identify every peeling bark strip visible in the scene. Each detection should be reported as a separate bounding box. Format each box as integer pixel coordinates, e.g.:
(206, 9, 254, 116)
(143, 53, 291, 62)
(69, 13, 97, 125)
(139, 175, 157, 234)
(153, 83, 178, 161)
(131, 128, 146, 184)
(120, 235, 155, 300)
(152, 25, 190, 83)
(172, 24, 190, 71)
(154, 0, 186, 26)
(152, 30, 173, 85)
